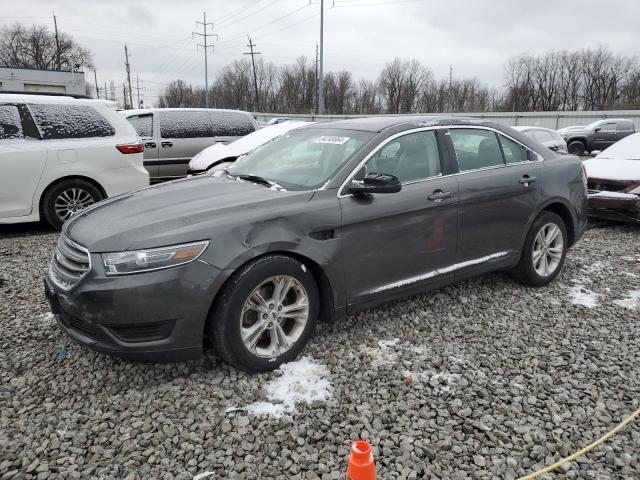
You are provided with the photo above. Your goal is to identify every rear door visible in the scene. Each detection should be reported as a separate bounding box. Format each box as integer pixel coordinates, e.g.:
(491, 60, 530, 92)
(447, 127, 543, 278)
(0, 103, 46, 217)
(211, 111, 256, 144)
(340, 129, 459, 308)
(157, 110, 216, 180)
(593, 121, 617, 150)
(125, 113, 158, 179)
(616, 120, 635, 140)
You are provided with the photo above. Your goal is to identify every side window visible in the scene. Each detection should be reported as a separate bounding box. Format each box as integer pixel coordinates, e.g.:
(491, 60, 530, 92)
(617, 120, 634, 132)
(126, 114, 153, 138)
(159, 111, 214, 138)
(598, 122, 616, 132)
(210, 111, 256, 136)
(499, 134, 527, 164)
(449, 129, 504, 171)
(362, 130, 441, 183)
(28, 104, 115, 139)
(0, 104, 23, 140)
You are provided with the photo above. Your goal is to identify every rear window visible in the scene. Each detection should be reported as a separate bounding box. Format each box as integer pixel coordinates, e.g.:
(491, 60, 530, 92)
(0, 104, 23, 140)
(159, 111, 213, 138)
(29, 104, 115, 139)
(126, 113, 153, 137)
(210, 111, 255, 136)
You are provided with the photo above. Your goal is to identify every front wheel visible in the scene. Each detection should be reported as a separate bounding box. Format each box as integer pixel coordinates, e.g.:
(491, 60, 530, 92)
(513, 211, 568, 287)
(41, 179, 104, 230)
(567, 140, 586, 156)
(209, 255, 319, 372)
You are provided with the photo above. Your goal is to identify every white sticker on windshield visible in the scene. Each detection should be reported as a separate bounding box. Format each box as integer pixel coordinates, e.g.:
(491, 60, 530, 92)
(314, 136, 349, 145)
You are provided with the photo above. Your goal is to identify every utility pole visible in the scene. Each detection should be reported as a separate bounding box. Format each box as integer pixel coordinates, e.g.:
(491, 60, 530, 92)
(122, 83, 128, 110)
(134, 75, 145, 109)
(243, 36, 262, 112)
(318, 0, 325, 114)
(93, 70, 99, 99)
(124, 45, 134, 109)
(53, 12, 61, 70)
(193, 12, 217, 108)
(104, 82, 108, 100)
(449, 65, 453, 90)
(314, 43, 319, 114)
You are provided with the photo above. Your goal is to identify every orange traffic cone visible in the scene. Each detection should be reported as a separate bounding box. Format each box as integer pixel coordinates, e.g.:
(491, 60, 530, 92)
(346, 440, 376, 480)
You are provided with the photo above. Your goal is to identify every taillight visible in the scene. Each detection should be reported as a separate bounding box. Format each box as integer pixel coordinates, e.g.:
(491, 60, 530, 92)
(116, 142, 144, 154)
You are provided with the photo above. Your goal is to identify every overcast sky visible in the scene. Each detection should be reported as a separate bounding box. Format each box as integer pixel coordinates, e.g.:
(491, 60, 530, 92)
(3, 0, 640, 106)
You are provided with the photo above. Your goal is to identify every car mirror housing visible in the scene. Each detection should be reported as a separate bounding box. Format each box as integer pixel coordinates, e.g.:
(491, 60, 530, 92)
(349, 173, 401, 196)
(594, 127, 601, 132)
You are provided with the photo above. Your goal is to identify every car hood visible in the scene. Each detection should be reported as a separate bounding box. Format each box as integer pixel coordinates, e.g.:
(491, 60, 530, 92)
(64, 175, 314, 252)
(558, 126, 590, 136)
(584, 158, 640, 182)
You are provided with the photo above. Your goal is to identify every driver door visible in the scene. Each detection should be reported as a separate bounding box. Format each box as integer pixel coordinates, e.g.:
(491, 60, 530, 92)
(339, 129, 458, 309)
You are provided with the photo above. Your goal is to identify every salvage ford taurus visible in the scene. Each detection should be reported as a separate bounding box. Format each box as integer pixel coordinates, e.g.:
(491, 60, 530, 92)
(44, 117, 588, 372)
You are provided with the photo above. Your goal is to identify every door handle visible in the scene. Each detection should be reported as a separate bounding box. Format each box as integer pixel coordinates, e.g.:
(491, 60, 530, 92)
(161, 141, 173, 148)
(427, 190, 454, 202)
(144, 142, 157, 148)
(519, 175, 537, 185)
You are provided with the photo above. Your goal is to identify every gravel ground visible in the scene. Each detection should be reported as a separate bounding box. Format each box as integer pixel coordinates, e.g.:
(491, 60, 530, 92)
(0, 221, 639, 480)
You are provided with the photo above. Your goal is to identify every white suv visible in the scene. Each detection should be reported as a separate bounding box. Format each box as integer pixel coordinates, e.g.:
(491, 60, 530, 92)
(0, 94, 149, 229)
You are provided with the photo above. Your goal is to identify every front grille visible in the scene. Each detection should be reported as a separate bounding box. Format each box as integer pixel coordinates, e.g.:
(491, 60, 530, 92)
(107, 320, 175, 343)
(49, 235, 91, 290)
(588, 181, 627, 192)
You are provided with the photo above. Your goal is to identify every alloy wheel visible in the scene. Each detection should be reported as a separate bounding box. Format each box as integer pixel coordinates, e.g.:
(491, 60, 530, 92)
(240, 275, 309, 359)
(54, 188, 96, 222)
(532, 222, 564, 277)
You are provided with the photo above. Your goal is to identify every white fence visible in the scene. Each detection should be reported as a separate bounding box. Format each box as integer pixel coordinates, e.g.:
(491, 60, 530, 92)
(252, 110, 640, 130)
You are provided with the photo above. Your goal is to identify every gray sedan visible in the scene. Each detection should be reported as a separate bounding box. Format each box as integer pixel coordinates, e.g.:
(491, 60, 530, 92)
(45, 117, 588, 372)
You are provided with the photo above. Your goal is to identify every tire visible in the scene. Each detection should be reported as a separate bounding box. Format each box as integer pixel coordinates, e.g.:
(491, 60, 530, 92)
(41, 179, 104, 230)
(513, 211, 568, 287)
(209, 255, 319, 373)
(567, 140, 586, 156)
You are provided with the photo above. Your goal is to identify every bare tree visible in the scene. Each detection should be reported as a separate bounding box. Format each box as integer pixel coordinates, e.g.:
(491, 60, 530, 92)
(0, 22, 93, 70)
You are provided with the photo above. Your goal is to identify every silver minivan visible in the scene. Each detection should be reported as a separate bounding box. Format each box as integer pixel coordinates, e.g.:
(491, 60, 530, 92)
(123, 108, 257, 182)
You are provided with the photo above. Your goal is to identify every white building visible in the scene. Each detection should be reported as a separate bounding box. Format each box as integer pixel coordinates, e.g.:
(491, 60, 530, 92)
(0, 66, 86, 95)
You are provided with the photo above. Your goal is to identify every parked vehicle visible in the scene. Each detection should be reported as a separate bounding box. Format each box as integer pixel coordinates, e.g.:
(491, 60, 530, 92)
(513, 126, 567, 153)
(558, 119, 635, 156)
(45, 117, 587, 372)
(267, 117, 291, 125)
(122, 108, 258, 183)
(585, 132, 640, 223)
(188, 121, 311, 174)
(0, 93, 148, 230)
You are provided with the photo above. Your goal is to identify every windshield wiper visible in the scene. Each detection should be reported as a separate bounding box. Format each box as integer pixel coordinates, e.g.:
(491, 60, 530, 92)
(227, 171, 283, 189)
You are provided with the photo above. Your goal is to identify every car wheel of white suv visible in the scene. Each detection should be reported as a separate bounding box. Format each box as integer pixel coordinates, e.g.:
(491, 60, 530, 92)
(42, 179, 104, 230)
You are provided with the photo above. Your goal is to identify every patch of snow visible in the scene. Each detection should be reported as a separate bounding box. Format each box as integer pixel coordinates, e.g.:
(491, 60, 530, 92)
(193, 472, 216, 480)
(614, 290, 640, 310)
(585, 155, 640, 182)
(239, 357, 331, 418)
(403, 370, 462, 393)
(40, 312, 56, 323)
(569, 284, 599, 308)
(589, 191, 639, 200)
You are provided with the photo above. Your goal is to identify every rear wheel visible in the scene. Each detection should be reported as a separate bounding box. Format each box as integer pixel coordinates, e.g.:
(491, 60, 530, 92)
(513, 211, 568, 287)
(209, 255, 319, 372)
(42, 179, 103, 230)
(567, 140, 586, 156)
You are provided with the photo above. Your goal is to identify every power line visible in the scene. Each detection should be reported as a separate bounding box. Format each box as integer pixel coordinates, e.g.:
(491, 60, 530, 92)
(244, 37, 262, 111)
(217, 0, 280, 29)
(193, 12, 217, 108)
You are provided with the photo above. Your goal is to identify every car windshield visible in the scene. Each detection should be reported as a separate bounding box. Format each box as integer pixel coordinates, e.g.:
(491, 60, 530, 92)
(597, 133, 640, 160)
(226, 128, 374, 190)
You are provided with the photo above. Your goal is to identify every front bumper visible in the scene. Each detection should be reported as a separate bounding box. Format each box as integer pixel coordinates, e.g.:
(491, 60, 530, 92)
(588, 193, 640, 224)
(44, 259, 228, 362)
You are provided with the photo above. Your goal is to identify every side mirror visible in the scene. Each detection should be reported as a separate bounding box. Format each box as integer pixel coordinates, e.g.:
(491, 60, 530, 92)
(594, 127, 601, 132)
(348, 173, 401, 196)
(590, 150, 601, 157)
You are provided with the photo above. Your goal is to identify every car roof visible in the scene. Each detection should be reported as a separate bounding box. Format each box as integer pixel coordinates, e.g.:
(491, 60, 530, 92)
(304, 115, 507, 133)
(513, 126, 556, 132)
(0, 93, 104, 105)
(123, 107, 253, 116)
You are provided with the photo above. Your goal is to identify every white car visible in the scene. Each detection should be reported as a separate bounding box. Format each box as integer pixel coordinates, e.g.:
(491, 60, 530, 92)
(513, 126, 568, 154)
(188, 121, 312, 174)
(0, 94, 149, 229)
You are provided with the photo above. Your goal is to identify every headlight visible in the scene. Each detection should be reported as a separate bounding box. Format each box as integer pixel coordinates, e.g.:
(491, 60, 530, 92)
(102, 241, 209, 275)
